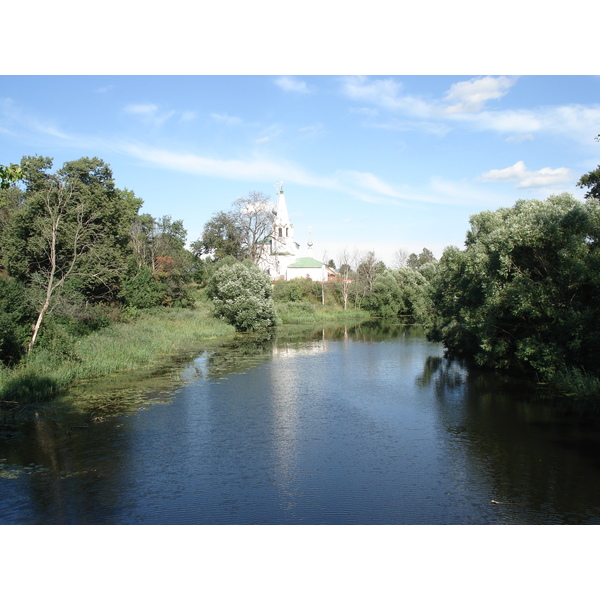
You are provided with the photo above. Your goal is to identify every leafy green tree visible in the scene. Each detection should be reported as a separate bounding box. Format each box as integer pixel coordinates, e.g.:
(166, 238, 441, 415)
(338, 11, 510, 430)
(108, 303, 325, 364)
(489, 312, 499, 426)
(121, 264, 168, 309)
(0, 156, 141, 352)
(428, 193, 600, 379)
(0, 274, 33, 365)
(364, 267, 432, 321)
(195, 191, 274, 264)
(407, 247, 436, 270)
(577, 165, 600, 201)
(194, 210, 244, 260)
(206, 260, 277, 331)
(352, 251, 386, 309)
(0, 163, 24, 189)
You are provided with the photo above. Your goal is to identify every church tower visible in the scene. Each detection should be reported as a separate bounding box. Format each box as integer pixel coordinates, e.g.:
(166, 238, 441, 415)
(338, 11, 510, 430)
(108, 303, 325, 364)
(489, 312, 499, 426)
(272, 182, 295, 255)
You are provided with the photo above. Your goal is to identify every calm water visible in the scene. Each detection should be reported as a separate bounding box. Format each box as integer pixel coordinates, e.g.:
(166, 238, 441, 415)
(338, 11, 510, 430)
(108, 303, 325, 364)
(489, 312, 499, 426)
(2, 322, 600, 525)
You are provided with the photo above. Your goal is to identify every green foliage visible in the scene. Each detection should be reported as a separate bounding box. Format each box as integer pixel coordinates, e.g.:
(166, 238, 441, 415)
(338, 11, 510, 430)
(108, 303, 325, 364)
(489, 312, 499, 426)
(195, 209, 244, 260)
(206, 260, 277, 331)
(428, 193, 600, 379)
(0, 275, 33, 365)
(121, 264, 168, 309)
(272, 278, 322, 303)
(0, 163, 24, 189)
(577, 164, 600, 201)
(363, 268, 433, 321)
(407, 247, 437, 270)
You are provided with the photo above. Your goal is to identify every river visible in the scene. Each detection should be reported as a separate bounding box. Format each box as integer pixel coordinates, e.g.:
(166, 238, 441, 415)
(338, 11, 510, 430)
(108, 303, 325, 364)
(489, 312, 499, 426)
(2, 322, 600, 524)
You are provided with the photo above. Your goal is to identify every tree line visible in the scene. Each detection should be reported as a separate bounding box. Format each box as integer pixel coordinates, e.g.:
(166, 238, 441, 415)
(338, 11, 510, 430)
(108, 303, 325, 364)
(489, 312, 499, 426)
(3, 152, 600, 393)
(0, 155, 203, 365)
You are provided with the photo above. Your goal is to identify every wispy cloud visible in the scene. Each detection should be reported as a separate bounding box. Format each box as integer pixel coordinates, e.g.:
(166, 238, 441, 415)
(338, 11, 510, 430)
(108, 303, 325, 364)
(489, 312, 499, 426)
(180, 110, 196, 122)
(210, 112, 242, 126)
(443, 76, 516, 113)
(480, 160, 572, 188)
(123, 104, 176, 127)
(275, 76, 310, 93)
(340, 75, 600, 144)
(341, 76, 433, 117)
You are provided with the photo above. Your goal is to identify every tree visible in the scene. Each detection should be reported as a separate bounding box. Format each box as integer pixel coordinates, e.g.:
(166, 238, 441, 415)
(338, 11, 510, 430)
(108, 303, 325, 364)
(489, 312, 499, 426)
(0, 163, 24, 189)
(124, 213, 194, 307)
(0, 156, 141, 352)
(428, 193, 600, 379)
(233, 192, 275, 264)
(391, 248, 409, 269)
(336, 249, 357, 310)
(352, 251, 386, 309)
(194, 210, 243, 260)
(407, 248, 436, 270)
(576, 134, 600, 201)
(206, 260, 277, 331)
(577, 165, 600, 201)
(24, 176, 105, 352)
(363, 267, 432, 321)
(195, 191, 275, 265)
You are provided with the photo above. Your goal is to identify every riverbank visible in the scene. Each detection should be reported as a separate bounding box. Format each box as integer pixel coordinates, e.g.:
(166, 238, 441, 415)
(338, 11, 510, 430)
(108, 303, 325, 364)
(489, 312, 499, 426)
(0, 300, 370, 410)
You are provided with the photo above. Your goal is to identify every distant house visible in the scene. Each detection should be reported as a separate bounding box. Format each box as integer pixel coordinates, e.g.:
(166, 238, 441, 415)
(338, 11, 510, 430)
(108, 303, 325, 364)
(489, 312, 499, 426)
(258, 184, 329, 282)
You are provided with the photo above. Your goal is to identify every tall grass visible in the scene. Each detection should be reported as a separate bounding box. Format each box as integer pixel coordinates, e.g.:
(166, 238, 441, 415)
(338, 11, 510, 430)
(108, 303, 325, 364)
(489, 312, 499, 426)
(275, 301, 369, 324)
(548, 367, 600, 402)
(0, 306, 234, 404)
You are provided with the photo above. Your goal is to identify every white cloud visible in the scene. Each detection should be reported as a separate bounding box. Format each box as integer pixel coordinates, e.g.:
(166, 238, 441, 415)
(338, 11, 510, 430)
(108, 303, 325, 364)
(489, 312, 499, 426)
(123, 103, 175, 126)
(180, 111, 196, 122)
(211, 112, 242, 126)
(480, 161, 572, 188)
(340, 75, 600, 146)
(341, 76, 433, 117)
(275, 76, 310, 93)
(443, 76, 516, 113)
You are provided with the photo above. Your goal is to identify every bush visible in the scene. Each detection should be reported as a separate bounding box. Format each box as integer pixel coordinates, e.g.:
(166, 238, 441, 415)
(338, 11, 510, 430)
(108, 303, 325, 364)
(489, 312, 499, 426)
(206, 261, 277, 331)
(272, 278, 322, 303)
(0, 275, 33, 366)
(121, 265, 168, 309)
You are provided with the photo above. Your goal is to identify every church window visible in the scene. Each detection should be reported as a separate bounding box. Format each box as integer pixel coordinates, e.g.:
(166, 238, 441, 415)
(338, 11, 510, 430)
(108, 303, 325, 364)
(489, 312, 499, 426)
(278, 227, 282, 237)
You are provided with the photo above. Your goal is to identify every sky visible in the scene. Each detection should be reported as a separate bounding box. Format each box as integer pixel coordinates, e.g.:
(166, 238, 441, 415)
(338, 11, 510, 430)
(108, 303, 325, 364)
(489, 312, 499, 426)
(2, 74, 599, 266)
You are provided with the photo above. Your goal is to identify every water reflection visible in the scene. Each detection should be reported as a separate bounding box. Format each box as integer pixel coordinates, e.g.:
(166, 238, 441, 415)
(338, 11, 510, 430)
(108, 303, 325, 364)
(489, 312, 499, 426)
(415, 352, 600, 523)
(3, 322, 600, 524)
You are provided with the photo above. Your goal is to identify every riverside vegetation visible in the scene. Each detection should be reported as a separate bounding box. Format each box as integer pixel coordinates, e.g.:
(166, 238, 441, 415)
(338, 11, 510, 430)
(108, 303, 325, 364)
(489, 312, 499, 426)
(2, 154, 600, 413)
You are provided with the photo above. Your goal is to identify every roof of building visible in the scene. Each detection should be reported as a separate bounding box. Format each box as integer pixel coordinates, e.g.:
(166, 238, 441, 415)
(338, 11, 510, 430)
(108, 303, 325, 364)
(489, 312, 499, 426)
(287, 257, 325, 269)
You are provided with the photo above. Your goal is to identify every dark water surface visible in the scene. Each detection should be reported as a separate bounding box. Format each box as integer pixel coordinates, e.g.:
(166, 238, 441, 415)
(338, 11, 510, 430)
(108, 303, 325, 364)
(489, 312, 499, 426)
(2, 322, 600, 524)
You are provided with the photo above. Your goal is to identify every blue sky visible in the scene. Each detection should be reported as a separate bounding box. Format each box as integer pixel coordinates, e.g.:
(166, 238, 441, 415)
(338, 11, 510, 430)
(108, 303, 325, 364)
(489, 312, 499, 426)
(2, 74, 599, 265)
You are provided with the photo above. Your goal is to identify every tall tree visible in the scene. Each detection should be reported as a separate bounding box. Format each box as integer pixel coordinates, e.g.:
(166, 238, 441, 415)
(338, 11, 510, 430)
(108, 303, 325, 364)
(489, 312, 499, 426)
(577, 165, 600, 201)
(195, 191, 275, 265)
(428, 193, 600, 379)
(233, 191, 275, 264)
(194, 210, 243, 260)
(0, 156, 141, 352)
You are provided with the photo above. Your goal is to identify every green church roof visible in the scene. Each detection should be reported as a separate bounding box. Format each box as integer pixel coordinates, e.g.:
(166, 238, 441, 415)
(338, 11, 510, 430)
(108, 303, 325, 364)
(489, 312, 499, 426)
(287, 257, 324, 269)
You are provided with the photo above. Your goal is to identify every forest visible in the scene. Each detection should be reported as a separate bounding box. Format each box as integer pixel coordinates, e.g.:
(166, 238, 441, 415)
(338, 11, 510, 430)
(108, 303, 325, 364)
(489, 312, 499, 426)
(1, 153, 600, 405)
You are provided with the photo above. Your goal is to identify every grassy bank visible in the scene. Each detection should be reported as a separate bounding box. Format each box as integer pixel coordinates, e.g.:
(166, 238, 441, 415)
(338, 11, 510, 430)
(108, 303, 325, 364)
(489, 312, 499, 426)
(0, 299, 368, 407)
(0, 305, 235, 405)
(275, 301, 369, 324)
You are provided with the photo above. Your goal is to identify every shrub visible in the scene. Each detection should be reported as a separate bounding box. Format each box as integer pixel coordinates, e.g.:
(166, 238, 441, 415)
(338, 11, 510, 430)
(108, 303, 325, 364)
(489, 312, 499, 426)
(206, 261, 277, 331)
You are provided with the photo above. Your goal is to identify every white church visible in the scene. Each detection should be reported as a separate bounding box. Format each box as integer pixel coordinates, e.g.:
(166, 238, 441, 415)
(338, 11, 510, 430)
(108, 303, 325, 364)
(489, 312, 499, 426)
(258, 183, 331, 282)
